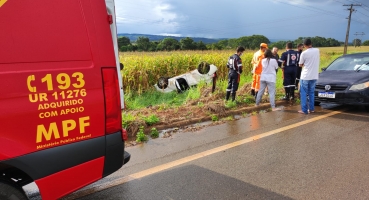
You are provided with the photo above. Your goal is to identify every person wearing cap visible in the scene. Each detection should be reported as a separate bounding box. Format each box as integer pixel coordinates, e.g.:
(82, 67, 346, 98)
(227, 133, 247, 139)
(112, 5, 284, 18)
(298, 38, 320, 114)
(279, 42, 299, 100)
(251, 43, 268, 98)
(295, 43, 304, 91)
(226, 46, 245, 101)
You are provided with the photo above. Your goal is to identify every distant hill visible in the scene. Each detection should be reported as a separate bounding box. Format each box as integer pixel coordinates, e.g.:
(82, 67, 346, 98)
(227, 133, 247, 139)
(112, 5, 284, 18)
(117, 33, 225, 44)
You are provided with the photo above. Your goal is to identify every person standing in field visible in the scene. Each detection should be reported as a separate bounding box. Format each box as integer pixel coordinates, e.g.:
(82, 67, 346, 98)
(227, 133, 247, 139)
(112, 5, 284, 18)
(272, 47, 282, 70)
(226, 46, 245, 101)
(279, 42, 299, 100)
(263, 47, 281, 95)
(255, 49, 281, 111)
(298, 38, 320, 114)
(295, 43, 304, 91)
(251, 43, 268, 98)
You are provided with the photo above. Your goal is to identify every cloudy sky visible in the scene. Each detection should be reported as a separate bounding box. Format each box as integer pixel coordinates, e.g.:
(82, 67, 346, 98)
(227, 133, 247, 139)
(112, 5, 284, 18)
(115, 0, 369, 42)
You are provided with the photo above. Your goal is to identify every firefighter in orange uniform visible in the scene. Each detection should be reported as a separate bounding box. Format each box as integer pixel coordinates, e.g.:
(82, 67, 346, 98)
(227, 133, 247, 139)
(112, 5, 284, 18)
(251, 43, 268, 98)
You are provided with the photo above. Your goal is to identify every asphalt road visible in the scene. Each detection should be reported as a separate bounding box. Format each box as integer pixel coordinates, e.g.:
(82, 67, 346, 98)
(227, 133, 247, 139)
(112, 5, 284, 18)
(28, 104, 369, 200)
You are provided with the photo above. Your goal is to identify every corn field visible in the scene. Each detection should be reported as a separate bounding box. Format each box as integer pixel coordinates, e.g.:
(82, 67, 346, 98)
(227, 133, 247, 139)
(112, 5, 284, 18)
(119, 46, 369, 94)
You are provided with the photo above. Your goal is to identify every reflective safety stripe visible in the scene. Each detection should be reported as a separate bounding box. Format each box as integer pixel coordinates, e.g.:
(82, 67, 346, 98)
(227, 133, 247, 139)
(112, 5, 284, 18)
(0, 0, 7, 7)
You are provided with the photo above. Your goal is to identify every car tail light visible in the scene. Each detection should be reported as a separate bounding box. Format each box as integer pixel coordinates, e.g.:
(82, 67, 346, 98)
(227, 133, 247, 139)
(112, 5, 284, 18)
(102, 68, 122, 134)
(122, 128, 128, 141)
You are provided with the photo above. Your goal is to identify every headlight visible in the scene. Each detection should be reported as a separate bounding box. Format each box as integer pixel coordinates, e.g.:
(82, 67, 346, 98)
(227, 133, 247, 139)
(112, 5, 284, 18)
(349, 82, 369, 90)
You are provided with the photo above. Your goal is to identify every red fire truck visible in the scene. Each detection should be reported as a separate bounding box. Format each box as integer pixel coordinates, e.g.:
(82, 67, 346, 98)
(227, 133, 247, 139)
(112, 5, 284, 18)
(0, 0, 130, 199)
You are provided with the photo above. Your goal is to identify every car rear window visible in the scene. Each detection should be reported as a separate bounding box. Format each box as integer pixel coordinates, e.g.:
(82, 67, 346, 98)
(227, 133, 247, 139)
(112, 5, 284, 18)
(327, 55, 369, 71)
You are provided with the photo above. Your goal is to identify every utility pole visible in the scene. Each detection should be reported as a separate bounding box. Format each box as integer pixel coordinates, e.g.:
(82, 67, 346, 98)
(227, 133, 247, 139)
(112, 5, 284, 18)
(343, 4, 361, 55)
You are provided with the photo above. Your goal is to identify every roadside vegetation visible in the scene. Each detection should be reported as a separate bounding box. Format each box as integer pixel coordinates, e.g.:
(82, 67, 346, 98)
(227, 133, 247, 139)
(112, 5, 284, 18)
(118, 35, 353, 52)
(121, 46, 369, 144)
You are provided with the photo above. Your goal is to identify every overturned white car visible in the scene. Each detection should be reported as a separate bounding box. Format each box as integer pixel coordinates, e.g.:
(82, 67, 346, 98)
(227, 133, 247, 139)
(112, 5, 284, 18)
(154, 62, 218, 93)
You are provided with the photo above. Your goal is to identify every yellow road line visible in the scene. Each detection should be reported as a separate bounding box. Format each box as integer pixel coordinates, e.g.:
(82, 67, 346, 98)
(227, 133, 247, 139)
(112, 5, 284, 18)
(64, 111, 341, 199)
(0, 0, 7, 7)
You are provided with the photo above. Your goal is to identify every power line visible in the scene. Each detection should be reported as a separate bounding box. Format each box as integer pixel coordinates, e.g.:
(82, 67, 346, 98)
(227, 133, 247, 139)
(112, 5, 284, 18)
(331, 0, 345, 3)
(118, 1, 368, 39)
(354, 32, 365, 37)
(273, 0, 367, 25)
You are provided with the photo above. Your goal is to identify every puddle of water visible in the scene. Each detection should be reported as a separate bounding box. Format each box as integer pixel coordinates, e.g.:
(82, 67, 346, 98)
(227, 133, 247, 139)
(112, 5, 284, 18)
(126, 106, 285, 144)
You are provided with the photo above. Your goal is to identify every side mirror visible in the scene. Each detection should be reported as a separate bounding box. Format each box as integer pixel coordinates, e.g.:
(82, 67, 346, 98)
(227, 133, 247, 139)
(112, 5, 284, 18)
(321, 67, 327, 71)
(120, 63, 124, 70)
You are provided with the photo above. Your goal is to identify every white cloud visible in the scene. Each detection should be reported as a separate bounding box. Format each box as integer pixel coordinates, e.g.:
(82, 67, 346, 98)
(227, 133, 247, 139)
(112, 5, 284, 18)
(115, 0, 181, 34)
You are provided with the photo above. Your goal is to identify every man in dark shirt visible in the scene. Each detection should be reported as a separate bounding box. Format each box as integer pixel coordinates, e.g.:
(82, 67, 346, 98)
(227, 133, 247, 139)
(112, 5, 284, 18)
(279, 42, 299, 100)
(226, 46, 245, 101)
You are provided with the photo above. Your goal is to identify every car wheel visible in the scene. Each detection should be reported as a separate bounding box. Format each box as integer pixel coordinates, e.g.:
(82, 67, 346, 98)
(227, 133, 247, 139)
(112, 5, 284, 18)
(365, 106, 369, 112)
(157, 77, 169, 89)
(314, 101, 320, 106)
(0, 181, 28, 200)
(197, 61, 210, 75)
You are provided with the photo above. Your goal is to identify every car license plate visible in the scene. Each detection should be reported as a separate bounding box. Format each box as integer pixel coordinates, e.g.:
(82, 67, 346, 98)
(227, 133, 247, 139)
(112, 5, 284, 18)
(318, 91, 335, 98)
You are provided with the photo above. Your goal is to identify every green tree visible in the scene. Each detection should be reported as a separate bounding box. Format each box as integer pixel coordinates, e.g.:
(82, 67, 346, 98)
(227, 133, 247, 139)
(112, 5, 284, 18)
(237, 35, 270, 50)
(210, 43, 223, 50)
(294, 36, 340, 47)
(237, 36, 250, 49)
(120, 44, 136, 52)
(118, 36, 131, 47)
(227, 38, 239, 49)
(157, 38, 180, 51)
(130, 44, 138, 52)
(149, 41, 159, 51)
(217, 39, 230, 49)
(180, 37, 196, 50)
(270, 40, 291, 50)
(136, 37, 150, 51)
(294, 37, 305, 46)
(196, 41, 207, 50)
(363, 40, 369, 46)
(326, 38, 341, 47)
(120, 46, 128, 52)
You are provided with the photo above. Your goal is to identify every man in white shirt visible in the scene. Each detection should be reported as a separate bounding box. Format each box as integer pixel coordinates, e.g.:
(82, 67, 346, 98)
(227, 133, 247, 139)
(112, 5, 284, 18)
(298, 38, 320, 114)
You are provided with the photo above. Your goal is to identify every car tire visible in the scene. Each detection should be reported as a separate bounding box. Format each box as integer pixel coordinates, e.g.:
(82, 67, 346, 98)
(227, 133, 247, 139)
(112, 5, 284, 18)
(197, 61, 210, 75)
(0, 181, 28, 200)
(157, 77, 169, 89)
(365, 106, 369, 112)
(314, 101, 320, 106)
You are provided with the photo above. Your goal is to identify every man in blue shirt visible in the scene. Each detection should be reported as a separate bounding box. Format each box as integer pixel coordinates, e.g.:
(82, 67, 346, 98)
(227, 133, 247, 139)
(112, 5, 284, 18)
(226, 46, 245, 101)
(279, 42, 299, 100)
